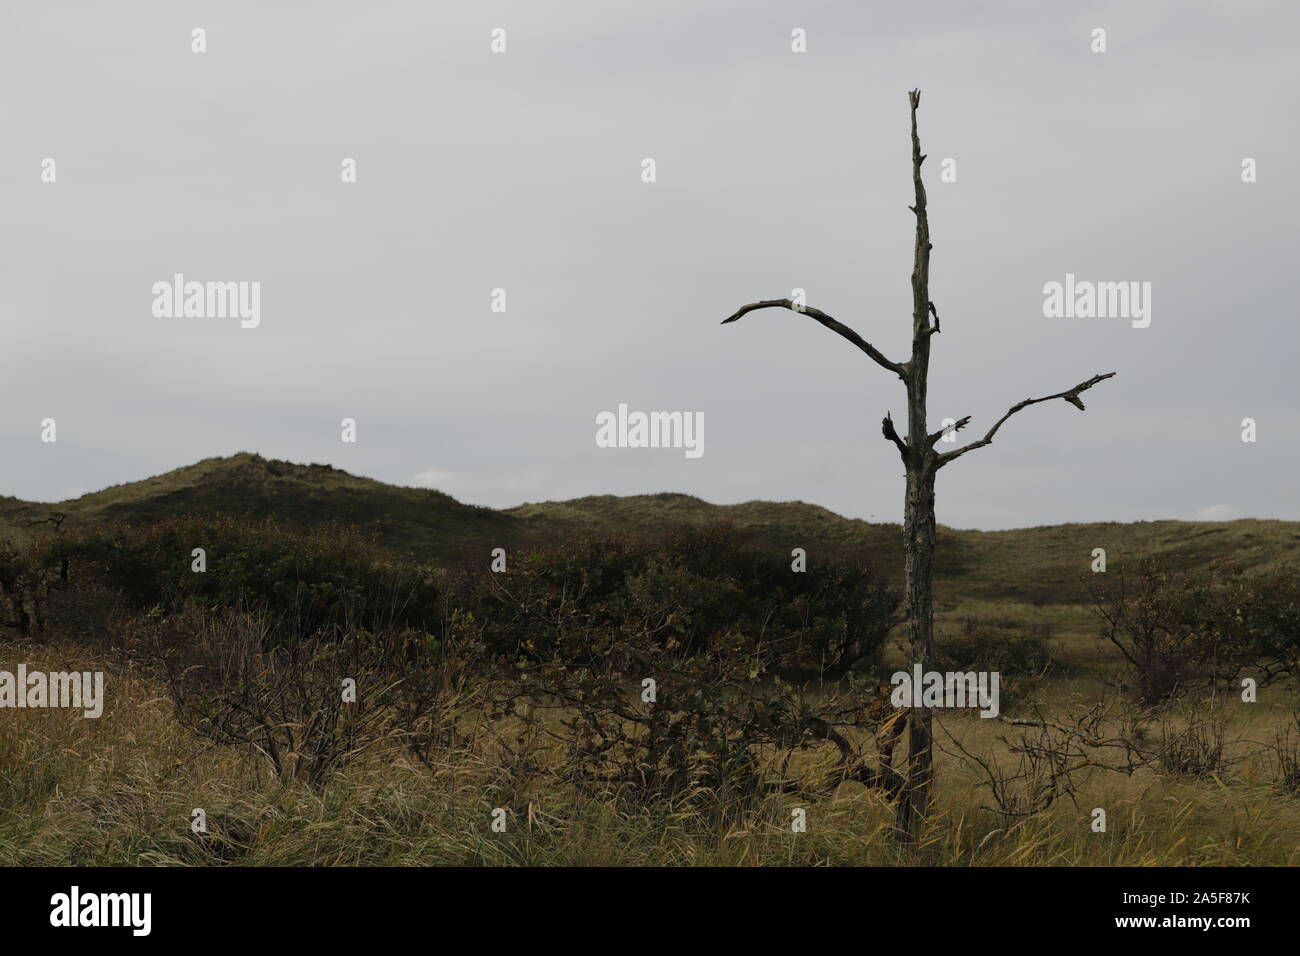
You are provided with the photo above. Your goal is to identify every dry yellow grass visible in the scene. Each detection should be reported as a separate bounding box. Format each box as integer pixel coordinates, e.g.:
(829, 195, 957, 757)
(4, 634, 1297, 866)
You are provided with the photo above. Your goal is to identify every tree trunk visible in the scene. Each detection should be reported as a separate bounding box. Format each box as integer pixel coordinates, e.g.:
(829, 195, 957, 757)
(894, 87, 937, 842)
(896, 464, 936, 839)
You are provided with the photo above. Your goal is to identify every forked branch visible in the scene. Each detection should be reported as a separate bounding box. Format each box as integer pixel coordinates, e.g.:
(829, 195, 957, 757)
(722, 299, 905, 378)
(927, 415, 970, 447)
(937, 372, 1116, 467)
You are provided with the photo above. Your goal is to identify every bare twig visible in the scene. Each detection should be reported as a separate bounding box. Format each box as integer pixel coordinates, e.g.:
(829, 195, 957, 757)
(881, 412, 909, 460)
(937, 373, 1116, 466)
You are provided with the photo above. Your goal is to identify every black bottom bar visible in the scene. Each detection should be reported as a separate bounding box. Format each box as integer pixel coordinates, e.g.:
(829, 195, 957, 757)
(0, 865, 1280, 942)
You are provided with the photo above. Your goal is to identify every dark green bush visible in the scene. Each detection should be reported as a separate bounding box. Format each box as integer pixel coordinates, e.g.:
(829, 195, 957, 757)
(53, 516, 440, 637)
(458, 523, 900, 679)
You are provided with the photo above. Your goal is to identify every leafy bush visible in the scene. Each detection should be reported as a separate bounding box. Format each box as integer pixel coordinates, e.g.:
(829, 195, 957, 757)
(0, 538, 64, 635)
(1090, 559, 1300, 706)
(53, 516, 441, 637)
(460, 523, 900, 680)
(439, 526, 903, 811)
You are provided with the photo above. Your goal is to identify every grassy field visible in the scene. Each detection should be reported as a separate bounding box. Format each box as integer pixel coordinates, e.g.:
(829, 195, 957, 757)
(3, 634, 1297, 866)
(2, 453, 1298, 866)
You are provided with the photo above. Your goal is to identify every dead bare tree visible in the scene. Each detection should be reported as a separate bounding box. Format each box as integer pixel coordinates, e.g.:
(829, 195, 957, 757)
(721, 90, 1116, 842)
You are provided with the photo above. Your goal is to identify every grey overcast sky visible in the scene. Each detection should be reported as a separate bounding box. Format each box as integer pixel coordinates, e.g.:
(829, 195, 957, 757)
(2, 0, 1296, 529)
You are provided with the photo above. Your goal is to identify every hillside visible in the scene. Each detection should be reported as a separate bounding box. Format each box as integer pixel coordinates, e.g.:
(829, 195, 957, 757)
(0, 453, 514, 566)
(3, 453, 1297, 608)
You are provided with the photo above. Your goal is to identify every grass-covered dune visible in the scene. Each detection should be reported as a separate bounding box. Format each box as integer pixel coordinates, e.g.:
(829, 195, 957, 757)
(4, 452, 1297, 608)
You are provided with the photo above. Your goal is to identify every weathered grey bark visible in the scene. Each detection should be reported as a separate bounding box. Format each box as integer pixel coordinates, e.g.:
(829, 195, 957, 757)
(895, 89, 938, 838)
(722, 89, 1115, 843)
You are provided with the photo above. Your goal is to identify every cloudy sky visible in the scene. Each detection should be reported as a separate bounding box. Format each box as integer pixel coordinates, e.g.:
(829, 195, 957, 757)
(2, 1, 1296, 529)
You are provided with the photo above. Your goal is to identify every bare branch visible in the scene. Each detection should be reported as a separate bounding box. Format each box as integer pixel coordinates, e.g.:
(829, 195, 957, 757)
(722, 299, 905, 378)
(927, 415, 970, 447)
(937, 372, 1116, 467)
(881, 412, 909, 461)
(924, 301, 941, 336)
